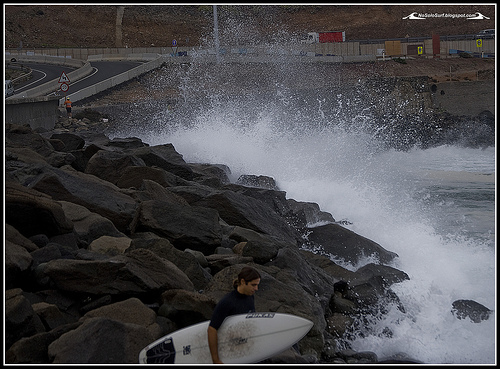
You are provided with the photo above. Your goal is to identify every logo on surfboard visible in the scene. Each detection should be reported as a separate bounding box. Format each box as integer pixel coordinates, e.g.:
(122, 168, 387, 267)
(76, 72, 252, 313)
(245, 312, 275, 319)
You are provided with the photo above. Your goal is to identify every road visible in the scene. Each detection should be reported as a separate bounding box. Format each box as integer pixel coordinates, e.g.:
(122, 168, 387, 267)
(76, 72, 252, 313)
(12, 61, 143, 97)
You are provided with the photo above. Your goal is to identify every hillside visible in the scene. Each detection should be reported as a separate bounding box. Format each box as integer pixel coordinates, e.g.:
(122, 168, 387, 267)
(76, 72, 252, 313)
(4, 4, 496, 49)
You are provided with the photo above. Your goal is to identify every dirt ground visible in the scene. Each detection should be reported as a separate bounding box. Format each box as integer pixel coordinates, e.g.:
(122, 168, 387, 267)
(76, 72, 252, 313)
(4, 5, 495, 49)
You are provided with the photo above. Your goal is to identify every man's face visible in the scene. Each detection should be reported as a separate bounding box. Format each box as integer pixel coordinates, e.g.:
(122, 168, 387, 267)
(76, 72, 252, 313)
(239, 278, 260, 296)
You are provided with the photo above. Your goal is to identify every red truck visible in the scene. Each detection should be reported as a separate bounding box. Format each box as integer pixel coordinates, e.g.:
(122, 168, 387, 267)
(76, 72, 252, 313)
(302, 31, 346, 44)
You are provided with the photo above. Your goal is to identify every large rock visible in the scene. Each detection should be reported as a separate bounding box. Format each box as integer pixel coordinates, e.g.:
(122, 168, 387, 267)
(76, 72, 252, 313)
(451, 299, 492, 323)
(267, 247, 336, 306)
(85, 149, 146, 184)
(130, 144, 194, 180)
(38, 248, 194, 295)
(192, 190, 300, 244)
(128, 232, 212, 290)
(50, 132, 85, 152)
(5, 322, 81, 364)
(160, 289, 217, 328)
(5, 289, 46, 350)
(5, 239, 33, 289)
(58, 200, 126, 247)
(189, 163, 231, 187)
(5, 123, 74, 167)
(115, 166, 178, 189)
(5, 181, 74, 238)
(28, 166, 138, 233)
(48, 317, 153, 363)
(130, 179, 190, 204)
(80, 297, 162, 338)
(306, 223, 398, 265)
(136, 200, 222, 254)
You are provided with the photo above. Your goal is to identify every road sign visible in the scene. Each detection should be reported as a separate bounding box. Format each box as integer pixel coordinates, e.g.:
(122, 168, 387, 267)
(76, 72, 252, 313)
(60, 82, 69, 92)
(417, 46, 423, 55)
(476, 39, 483, 47)
(172, 39, 177, 47)
(58, 71, 70, 83)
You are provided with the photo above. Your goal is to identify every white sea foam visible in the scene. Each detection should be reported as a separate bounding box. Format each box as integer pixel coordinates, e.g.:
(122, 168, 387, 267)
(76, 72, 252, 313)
(108, 64, 496, 364)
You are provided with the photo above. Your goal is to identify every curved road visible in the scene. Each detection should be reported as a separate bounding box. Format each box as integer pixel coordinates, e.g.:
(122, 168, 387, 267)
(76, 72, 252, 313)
(12, 61, 143, 97)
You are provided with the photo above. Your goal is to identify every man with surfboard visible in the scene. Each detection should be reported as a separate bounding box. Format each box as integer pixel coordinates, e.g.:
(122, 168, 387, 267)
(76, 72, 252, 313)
(207, 266, 261, 364)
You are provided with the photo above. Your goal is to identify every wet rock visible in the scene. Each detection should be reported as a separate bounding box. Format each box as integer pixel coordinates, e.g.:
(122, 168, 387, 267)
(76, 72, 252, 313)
(451, 299, 492, 323)
(306, 223, 398, 265)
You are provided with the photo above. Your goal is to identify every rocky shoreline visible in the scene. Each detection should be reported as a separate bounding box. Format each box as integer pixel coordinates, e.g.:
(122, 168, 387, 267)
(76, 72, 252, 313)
(5, 113, 493, 364)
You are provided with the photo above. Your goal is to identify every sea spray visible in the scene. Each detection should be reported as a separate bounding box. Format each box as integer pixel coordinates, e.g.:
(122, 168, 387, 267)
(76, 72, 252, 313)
(106, 59, 495, 364)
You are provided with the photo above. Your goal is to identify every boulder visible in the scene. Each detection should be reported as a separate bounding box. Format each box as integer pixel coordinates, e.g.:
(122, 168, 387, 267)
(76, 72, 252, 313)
(32, 302, 70, 331)
(128, 232, 212, 290)
(130, 143, 194, 180)
(5, 322, 81, 364)
(106, 136, 148, 149)
(286, 198, 336, 228)
(306, 223, 398, 265)
(28, 166, 138, 233)
(5, 181, 74, 238)
(115, 166, 178, 188)
(136, 200, 222, 254)
(267, 247, 336, 305)
(206, 254, 254, 274)
(353, 263, 409, 287)
(160, 289, 217, 328)
(50, 133, 85, 152)
(131, 179, 190, 204)
(30, 243, 65, 270)
(236, 174, 279, 190)
(88, 235, 132, 256)
(5, 224, 39, 252)
(5, 289, 46, 350)
(192, 190, 299, 244)
(451, 299, 492, 323)
(189, 162, 231, 187)
(58, 200, 126, 247)
(38, 248, 194, 296)
(80, 297, 162, 338)
(48, 317, 153, 363)
(298, 250, 358, 283)
(5, 123, 74, 167)
(5, 239, 33, 288)
(85, 149, 146, 184)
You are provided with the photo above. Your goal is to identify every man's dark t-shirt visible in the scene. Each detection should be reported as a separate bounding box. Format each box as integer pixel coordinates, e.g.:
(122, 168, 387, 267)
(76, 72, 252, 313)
(209, 290, 255, 330)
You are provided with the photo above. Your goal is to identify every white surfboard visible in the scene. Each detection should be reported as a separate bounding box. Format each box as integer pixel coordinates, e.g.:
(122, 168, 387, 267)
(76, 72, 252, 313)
(138, 312, 313, 364)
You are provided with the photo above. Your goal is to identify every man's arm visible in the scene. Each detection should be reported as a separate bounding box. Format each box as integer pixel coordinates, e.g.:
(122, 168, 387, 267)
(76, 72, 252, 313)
(207, 325, 223, 364)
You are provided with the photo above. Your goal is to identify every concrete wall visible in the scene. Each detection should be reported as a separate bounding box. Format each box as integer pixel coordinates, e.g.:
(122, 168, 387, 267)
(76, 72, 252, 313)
(5, 96, 60, 130)
(5, 38, 494, 60)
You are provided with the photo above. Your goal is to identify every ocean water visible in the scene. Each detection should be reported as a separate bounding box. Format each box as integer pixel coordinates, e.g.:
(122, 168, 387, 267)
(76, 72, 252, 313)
(108, 62, 496, 364)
